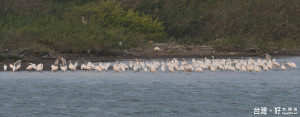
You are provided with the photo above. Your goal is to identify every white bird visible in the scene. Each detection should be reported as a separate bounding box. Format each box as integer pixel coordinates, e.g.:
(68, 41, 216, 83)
(143, 67, 148, 72)
(81, 64, 91, 71)
(87, 61, 96, 70)
(262, 65, 269, 71)
(129, 61, 133, 69)
(113, 65, 120, 72)
(60, 64, 68, 72)
(247, 65, 253, 72)
(287, 62, 297, 68)
(266, 62, 273, 69)
(150, 65, 157, 73)
(154, 47, 161, 51)
(168, 66, 174, 72)
(265, 53, 271, 60)
(51, 65, 59, 72)
(241, 65, 247, 72)
(95, 65, 103, 72)
(254, 66, 261, 72)
(82, 16, 87, 25)
(235, 64, 241, 71)
(9, 63, 19, 72)
(281, 64, 286, 70)
(26, 64, 33, 71)
(120, 65, 125, 72)
(9, 64, 14, 70)
(3, 64, 7, 71)
(68, 61, 77, 71)
(16, 64, 21, 71)
(195, 67, 203, 72)
(183, 64, 194, 72)
(161, 62, 165, 72)
(272, 59, 280, 68)
(36, 63, 43, 72)
(120, 62, 128, 69)
(218, 65, 225, 71)
(227, 65, 235, 71)
(209, 66, 216, 72)
(81, 64, 86, 71)
(26, 63, 36, 71)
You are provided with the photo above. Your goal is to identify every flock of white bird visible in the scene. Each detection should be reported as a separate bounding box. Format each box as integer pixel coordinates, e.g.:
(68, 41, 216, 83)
(1, 55, 297, 73)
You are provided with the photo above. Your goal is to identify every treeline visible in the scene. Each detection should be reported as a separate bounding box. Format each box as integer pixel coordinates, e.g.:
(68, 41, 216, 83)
(0, 0, 299, 54)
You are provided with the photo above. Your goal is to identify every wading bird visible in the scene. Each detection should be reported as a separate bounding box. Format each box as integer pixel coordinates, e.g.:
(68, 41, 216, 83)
(281, 63, 286, 70)
(26, 63, 36, 71)
(60, 64, 68, 72)
(10, 64, 16, 72)
(286, 62, 297, 69)
(68, 61, 78, 72)
(3, 64, 7, 71)
(154, 47, 161, 51)
(36, 63, 43, 72)
(51, 65, 59, 72)
(82, 16, 87, 25)
(265, 53, 271, 60)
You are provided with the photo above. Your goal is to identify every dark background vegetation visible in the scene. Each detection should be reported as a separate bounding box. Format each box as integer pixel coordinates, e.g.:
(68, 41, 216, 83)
(0, 0, 299, 55)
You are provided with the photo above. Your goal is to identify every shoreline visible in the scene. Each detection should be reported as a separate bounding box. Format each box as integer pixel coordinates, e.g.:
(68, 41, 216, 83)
(23, 51, 300, 63)
(0, 50, 299, 71)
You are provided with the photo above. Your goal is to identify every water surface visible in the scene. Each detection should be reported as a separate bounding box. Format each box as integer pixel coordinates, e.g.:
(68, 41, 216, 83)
(0, 57, 299, 117)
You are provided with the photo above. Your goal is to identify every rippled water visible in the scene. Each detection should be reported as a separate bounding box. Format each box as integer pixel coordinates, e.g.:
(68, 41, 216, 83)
(0, 57, 299, 117)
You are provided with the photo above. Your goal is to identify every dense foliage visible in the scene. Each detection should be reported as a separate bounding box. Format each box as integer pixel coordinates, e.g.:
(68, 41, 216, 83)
(122, 0, 300, 52)
(0, 0, 299, 54)
(0, 0, 165, 53)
